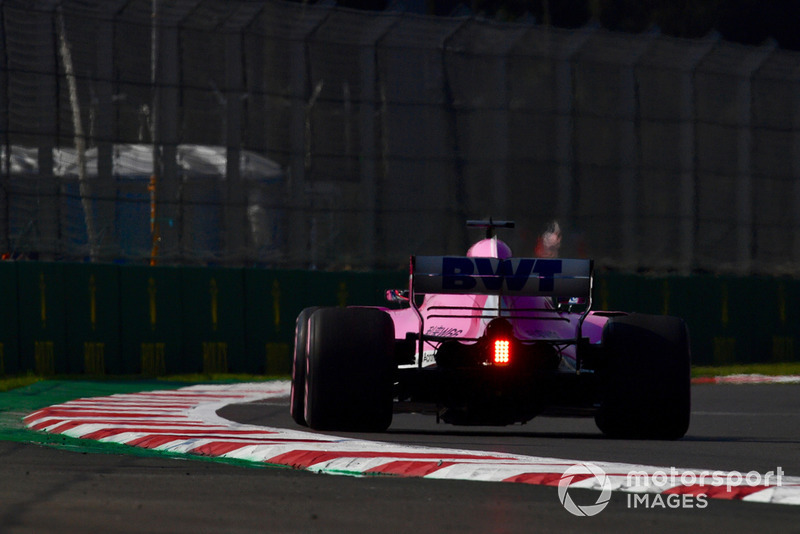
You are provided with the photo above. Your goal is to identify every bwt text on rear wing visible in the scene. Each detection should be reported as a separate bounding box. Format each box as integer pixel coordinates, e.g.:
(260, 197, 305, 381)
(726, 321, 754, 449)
(410, 256, 593, 299)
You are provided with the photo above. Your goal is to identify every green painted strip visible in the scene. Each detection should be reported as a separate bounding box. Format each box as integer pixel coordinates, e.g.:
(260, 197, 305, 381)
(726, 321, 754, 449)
(0, 380, 274, 469)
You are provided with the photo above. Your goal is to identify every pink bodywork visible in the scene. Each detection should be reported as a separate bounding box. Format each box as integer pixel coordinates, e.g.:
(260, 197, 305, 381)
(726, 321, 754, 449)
(377, 237, 610, 369)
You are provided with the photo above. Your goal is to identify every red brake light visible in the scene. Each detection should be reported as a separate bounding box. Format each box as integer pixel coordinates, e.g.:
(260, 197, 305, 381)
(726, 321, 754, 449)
(493, 339, 510, 365)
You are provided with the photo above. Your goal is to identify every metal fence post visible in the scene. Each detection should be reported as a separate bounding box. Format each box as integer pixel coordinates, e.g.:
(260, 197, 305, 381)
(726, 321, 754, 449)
(554, 26, 595, 242)
(156, 12, 182, 264)
(95, 5, 120, 260)
(359, 16, 398, 269)
(286, 7, 330, 269)
(36, 7, 58, 261)
(0, 3, 9, 254)
(735, 43, 775, 274)
(224, 30, 244, 263)
(793, 81, 800, 267)
(678, 37, 718, 273)
(619, 32, 656, 270)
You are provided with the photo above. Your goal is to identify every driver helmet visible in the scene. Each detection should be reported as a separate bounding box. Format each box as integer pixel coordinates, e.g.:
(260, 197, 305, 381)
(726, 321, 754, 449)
(466, 238, 512, 259)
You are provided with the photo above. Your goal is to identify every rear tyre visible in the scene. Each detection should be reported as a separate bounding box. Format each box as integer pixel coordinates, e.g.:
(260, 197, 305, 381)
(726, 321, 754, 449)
(595, 313, 691, 440)
(305, 307, 395, 432)
(290, 307, 320, 426)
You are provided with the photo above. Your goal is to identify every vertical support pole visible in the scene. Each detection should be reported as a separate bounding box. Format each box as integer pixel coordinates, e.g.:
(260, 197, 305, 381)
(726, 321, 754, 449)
(0, 5, 8, 254)
(287, 37, 309, 268)
(359, 44, 378, 268)
(37, 9, 57, 261)
(735, 70, 753, 274)
(553, 28, 594, 239)
(95, 9, 116, 260)
(617, 33, 657, 270)
(793, 80, 800, 267)
(57, 7, 97, 261)
(224, 31, 244, 264)
(554, 56, 573, 227)
(615, 33, 659, 270)
(150, 0, 160, 265)
(358, 18, 397, 269)
(493, 50, 509, 219)
(677, 67, 696, 274)
(153, 18, 180, 263)
(735, 44, 774, 274)
(677, 38, 716, 274)
(618, 63, 638, 270)
(285, 8, 330, 269)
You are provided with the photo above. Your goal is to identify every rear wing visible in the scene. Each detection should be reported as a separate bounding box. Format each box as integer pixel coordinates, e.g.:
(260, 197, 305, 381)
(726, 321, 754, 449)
(411, 256, 593, 299)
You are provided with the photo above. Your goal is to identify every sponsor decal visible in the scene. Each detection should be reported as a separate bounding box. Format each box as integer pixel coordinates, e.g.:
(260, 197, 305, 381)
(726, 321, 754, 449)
(441, 258, 562, 292)
(420, 352, 436, 366)
(425, 326, 463, 338)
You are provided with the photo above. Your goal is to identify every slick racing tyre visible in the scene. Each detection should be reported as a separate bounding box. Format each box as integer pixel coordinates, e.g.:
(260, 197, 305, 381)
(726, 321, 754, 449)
(290, 307, 320, 427)
(595, 313, 691, 440)
(305, 307, 395, 432)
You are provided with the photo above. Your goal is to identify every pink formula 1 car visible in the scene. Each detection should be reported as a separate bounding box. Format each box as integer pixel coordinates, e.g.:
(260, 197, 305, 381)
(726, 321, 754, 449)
(291, 220, 691, 439)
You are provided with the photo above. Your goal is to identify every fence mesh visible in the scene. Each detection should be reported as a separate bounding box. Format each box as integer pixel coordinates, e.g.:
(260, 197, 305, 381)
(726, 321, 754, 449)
(2, 0, 800, 274)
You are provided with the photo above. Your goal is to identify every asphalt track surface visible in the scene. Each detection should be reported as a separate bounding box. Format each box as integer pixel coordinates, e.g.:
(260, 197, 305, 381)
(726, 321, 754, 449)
(2, 384, 799, 533)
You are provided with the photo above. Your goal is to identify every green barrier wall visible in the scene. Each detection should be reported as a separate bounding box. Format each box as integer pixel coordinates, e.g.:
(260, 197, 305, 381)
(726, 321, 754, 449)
(64, 263, 122, 374)
(244, 270, 312, 376)
(0, 262, 796, 376)
(18, 263, 67, 375)
(0, 262, 19, 374)
(598, 274, 799, 365)
(119, 266, 183, 375)
(181, 267, 246, 374)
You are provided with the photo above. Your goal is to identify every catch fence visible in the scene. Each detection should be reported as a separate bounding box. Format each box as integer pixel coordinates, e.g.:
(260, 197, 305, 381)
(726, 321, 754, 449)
(1, 0, 800, 274)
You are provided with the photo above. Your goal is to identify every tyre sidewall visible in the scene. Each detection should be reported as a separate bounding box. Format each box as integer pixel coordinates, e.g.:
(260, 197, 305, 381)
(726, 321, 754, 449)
(305, 307, 395, 431)
(596, 313, 691, 439)
(290, 306, 320, 426)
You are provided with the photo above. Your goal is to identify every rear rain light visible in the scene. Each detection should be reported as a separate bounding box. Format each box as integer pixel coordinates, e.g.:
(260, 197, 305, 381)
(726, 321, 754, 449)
(493, 339, 510, 365)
